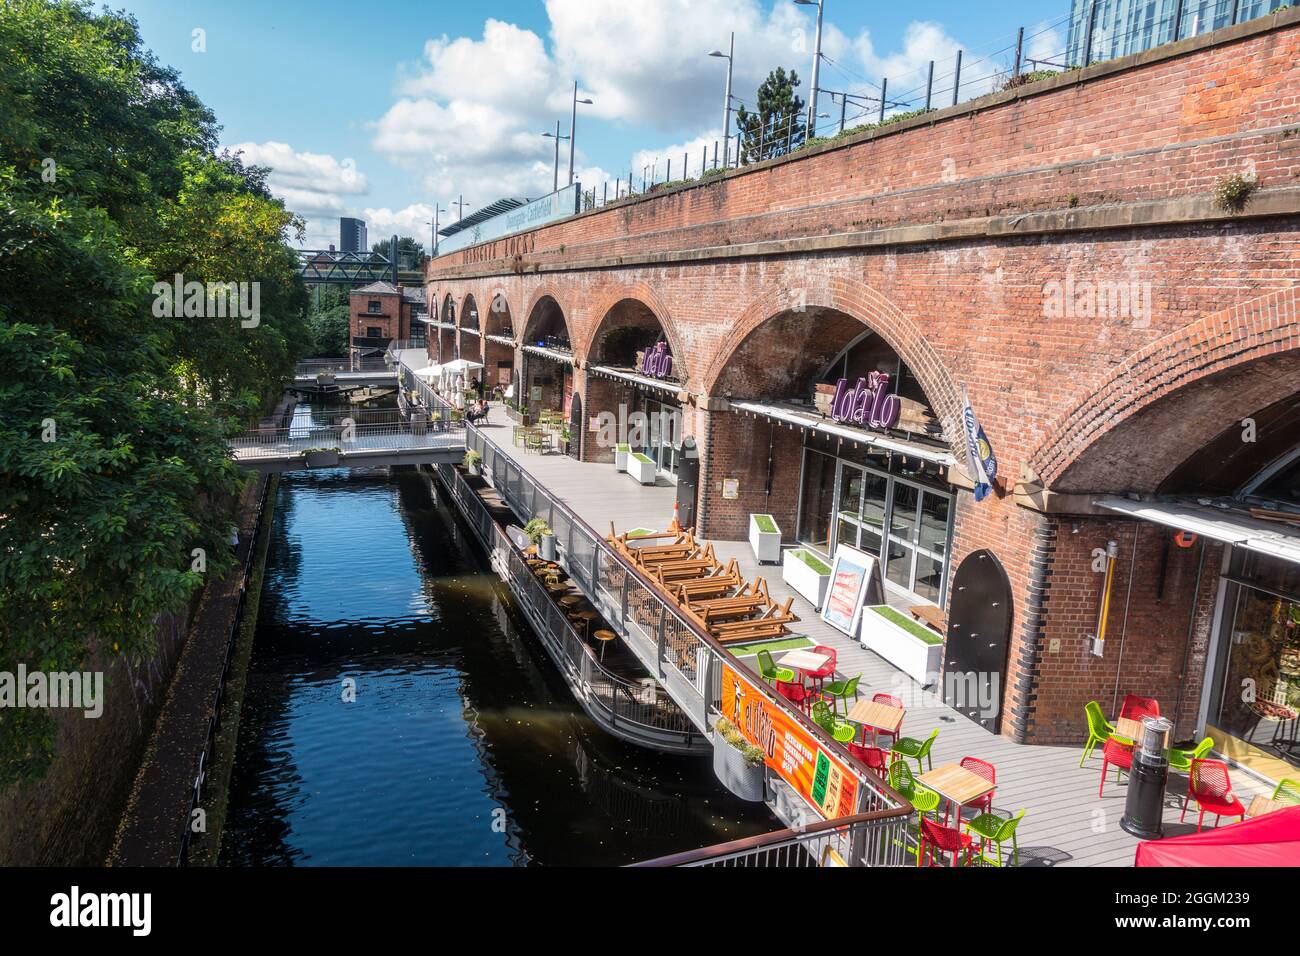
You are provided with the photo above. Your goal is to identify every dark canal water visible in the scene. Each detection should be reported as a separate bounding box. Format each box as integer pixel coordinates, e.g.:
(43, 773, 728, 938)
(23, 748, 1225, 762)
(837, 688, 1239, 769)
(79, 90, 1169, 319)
(219, 464, 774, 865)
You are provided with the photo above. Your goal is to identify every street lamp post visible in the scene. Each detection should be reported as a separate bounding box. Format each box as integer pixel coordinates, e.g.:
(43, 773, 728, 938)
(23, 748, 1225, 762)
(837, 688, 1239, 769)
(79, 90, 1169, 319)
(567, 81, 594, 188)
(708, 34, 735, 168)
(426, 204, 446, 257)
(542, 121, 570, 193)
(794, 0, 824, 137)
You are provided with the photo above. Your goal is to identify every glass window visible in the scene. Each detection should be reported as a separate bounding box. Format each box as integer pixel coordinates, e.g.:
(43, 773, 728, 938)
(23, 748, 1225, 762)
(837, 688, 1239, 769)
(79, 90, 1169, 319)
(836, 463, 865, 551)
(797, 450, 836, 553)
(886, 539, 914, 591)
(919, 492, 950, 556)
(890, 482, 919, 541)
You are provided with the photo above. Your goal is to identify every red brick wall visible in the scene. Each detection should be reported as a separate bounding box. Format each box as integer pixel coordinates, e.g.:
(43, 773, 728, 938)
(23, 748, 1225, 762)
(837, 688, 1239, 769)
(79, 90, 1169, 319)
(351, 291, 399, 342)
(699, 411, 805, 542)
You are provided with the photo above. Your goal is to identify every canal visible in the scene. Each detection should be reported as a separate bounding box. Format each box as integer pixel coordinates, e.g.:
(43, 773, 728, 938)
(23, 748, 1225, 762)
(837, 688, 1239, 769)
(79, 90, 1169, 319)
(220, 461, 775, 865)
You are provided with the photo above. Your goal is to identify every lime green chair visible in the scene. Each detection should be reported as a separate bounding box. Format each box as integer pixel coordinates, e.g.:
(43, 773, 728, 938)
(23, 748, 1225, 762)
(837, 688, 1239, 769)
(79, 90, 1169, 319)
(1167, 736, 1214, 774)
(1272, 778, 1300, 806)
(812, 700, 856, 744)
(1079, 700, 1115, 767)
(757, 649, 795, 685)
(965, 809, 1025, 867)
(892, 728, 939, 774)
(820, 674, 862, 715)
(889, 760, 941, 819)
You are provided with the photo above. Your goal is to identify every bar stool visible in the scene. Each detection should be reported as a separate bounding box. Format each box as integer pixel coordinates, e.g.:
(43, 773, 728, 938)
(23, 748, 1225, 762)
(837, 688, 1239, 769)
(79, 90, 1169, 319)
(593, 629, 617, 661)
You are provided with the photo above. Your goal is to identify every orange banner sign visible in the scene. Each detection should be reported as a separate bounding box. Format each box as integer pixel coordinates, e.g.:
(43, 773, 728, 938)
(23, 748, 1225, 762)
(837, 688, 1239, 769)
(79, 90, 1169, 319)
(720, 665, 859, 820)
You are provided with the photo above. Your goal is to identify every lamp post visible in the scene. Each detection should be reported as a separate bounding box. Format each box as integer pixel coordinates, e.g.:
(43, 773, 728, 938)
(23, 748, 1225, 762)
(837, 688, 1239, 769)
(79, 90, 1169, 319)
(794, 0, 824, 136)
(542, 121, 570, 194)
(708, 33, 735, 168)
(426, 205, 446, 257)
(567, 81, 594, 188)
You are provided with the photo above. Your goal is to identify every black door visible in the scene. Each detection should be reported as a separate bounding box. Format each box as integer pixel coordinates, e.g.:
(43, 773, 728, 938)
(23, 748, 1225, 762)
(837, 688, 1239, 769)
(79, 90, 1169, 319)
(567, 392, 583, 461)
(676, 437, 699, 532)
(942, 550, 1013, 733)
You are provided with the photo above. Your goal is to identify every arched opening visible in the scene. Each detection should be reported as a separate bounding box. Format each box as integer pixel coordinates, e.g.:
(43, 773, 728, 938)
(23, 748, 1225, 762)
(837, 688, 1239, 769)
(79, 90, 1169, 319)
(583, 298, 685, 476)
(520, 295, 576, 456)
(459, 293, 483, 364)
(481, 291, 516, 399)
(438, 294, 457, 364)
(707, 306, 955, 608)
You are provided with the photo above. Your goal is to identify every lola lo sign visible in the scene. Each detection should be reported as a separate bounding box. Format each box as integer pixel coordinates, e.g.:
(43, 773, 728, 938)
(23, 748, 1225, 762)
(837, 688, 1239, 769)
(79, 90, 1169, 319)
(829, 372, 901, 430)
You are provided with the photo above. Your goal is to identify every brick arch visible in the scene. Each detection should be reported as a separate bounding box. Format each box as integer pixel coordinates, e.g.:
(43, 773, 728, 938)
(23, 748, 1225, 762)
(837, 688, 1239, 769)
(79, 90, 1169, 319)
(522, 284, 575, 343)
(483, 285, 516, 341)
(457, 292, 480, 330)
(1029, 285, 1300, 491)
(577, 283, 687, 382)
(701, 278, 965, 455)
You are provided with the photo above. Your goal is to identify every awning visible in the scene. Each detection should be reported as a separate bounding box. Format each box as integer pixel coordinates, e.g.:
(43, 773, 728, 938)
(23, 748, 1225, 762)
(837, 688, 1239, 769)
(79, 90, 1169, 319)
(440, 359, 484, 374)
(728, 399, 957, 467)
(587, 364, 681, 395)
(413, 364, 443, 379)
(1135, 806, 1300, 867)
(1094, 496, 1300, 566)
(522, 344, 574, 365)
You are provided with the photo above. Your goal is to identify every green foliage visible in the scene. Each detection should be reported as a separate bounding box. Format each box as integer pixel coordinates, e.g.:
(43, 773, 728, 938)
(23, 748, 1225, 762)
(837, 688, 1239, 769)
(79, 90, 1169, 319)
(1214, 173, 1257, 212)
(523, 518, 550, 545)
(307, 285, 351, 356)
(872, 605, 943, 645)
(735, 67, 806, 165)
(462, 450, 482, 470)
(714, 717, 765, 767)
(371, 236, 426, 270)
(0, 0, 310, 784)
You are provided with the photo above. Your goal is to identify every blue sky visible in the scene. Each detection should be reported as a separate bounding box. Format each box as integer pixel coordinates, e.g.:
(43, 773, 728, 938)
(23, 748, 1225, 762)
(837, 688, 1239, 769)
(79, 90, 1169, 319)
(113, 0, 1068, 249)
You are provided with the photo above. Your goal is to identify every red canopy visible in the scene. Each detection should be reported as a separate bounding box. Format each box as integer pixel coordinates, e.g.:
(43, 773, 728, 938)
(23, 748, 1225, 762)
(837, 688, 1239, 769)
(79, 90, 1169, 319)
(1135, 805, 1300, 867)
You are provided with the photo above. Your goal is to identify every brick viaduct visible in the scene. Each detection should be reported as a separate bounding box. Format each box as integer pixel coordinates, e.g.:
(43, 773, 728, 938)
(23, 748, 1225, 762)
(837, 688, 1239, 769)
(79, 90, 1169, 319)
(425, 11, 1300, 744)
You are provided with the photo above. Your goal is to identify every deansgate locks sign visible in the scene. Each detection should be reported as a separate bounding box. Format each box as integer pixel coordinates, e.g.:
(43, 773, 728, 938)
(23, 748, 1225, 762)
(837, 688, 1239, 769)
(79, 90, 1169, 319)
(830, 372, 901, 430)
(437, 184, 582, 256)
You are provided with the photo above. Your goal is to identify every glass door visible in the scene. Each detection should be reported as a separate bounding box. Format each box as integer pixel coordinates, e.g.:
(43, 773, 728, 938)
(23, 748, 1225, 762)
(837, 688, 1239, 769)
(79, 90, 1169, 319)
(835, 462, 866, 553)
(796, 449, 836, 554)
(884, 480, 953, 605)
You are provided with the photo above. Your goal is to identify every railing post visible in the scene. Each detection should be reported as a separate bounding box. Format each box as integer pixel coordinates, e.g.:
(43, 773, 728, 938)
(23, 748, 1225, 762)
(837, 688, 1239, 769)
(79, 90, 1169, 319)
(655, 605, 667, 678)
(952, 50, 963, 105)
(1012, 26, 1024, 80)
(925, 60, 934, 111)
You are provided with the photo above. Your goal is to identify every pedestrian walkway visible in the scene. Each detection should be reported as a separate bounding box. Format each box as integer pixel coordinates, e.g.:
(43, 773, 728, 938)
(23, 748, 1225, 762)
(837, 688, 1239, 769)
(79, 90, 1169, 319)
(475, 406, 1270, 866)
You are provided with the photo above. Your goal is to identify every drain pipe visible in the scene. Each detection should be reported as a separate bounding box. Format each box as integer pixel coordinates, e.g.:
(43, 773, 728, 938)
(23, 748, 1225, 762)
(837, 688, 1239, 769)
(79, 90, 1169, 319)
(1109, 523, 1142, 717)
(1171, 538, 1209, 735)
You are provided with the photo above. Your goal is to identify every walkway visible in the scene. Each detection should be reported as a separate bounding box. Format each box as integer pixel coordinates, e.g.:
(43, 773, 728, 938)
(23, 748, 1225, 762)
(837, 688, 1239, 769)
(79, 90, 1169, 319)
(230, 421, 463, 471)
(475, 405, 1271, 866)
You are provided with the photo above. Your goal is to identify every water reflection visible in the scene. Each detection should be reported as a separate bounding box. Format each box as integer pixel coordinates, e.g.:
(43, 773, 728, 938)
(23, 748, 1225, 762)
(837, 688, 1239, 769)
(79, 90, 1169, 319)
(220, 463, 773, 866)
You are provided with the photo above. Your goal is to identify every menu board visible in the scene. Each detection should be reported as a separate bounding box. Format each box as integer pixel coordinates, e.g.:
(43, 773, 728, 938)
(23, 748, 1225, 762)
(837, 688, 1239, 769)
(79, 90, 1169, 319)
(720, 664, 859, 820)
(820, 543, 883, 637)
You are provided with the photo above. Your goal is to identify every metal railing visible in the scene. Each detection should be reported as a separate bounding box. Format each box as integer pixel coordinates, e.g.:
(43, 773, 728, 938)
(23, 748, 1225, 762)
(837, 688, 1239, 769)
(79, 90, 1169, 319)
(230, 419, 461, 461)
(294, 356, 392, 374)
(630, 808, 913, 867)
(436, 460, 701, 747)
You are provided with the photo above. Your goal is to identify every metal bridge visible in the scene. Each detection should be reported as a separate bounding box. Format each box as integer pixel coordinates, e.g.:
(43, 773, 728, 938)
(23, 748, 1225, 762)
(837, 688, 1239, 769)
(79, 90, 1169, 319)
(297, 233, 424, 285)
(230, 418, 464, 472)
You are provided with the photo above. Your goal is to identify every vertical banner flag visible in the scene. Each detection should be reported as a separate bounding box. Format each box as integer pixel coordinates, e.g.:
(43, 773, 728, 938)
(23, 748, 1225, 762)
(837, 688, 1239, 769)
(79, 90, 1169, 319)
(961, 386, 998, 502)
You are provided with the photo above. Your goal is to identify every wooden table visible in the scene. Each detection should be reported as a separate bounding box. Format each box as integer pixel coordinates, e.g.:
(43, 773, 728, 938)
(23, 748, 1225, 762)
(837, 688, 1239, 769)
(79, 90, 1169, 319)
(779, 649, 831, 674)
(909, 604, 945, 634)
(848, 698, 905, 745)
(1245, 795, 1288, 819)
(1112, 717, 1170, 746)
(593, 629, 617, 661)
(918, 763, 996, 826)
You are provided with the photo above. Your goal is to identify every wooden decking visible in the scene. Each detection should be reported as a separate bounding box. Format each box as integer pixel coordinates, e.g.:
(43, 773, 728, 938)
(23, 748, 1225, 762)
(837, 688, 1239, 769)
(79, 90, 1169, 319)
(474, 408, 1273, 866)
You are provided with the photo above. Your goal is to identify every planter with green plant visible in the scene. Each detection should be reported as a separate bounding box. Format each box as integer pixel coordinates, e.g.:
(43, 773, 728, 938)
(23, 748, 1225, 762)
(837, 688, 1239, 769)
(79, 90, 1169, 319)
(749, 513, 781, 564)
(463, 450, 482, 476)
(860, 604, 943, 685)
(301, 447, 340, 468)
(712, 717, 766, 801)
(614, 442, 631, 472)
(782, 547, 833, 609)
(524, 517, 557, 561)
(628, 451, 657, 485)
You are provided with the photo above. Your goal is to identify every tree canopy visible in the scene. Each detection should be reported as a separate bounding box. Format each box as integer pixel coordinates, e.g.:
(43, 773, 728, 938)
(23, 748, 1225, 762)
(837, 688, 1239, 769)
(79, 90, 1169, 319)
(371, 236, 426, 271)
(735, 67, 807, 165)
(0, 0, 311, 783)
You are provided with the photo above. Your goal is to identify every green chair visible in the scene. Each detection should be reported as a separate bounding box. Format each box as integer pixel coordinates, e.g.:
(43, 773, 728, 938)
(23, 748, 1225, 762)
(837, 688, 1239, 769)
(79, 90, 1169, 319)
(892, 728, 940, 774)
(1079, 700, 1116, 767)
(1272, 778, 1300, 806)
(889, 761, 941, 819)
(1166, 736, 1214, 774)
(820, 674, 862, 715)
(757, 648, 795, 685)
(965, 809, 1025, 867)
(812, 700, 856, 744)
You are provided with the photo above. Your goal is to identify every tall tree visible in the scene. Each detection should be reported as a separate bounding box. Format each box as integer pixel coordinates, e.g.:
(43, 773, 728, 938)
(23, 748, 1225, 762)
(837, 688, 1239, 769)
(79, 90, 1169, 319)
(734, 68, 807, 165)
(371, 236, 426, 271)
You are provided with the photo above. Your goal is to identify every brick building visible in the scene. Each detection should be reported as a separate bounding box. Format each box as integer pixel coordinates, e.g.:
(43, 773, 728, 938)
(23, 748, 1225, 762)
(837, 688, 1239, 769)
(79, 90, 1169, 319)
(424, 12, 1300, 781)
(349, 281, 427, 357)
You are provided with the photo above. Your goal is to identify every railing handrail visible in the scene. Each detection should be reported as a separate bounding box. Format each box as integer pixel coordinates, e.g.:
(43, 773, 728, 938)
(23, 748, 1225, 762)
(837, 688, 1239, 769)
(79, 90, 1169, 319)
(628, 805, 913, 867)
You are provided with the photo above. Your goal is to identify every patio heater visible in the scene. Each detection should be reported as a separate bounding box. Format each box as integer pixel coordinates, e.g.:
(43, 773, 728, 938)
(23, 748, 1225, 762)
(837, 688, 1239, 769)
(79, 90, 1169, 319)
(1120, 715, 1174, 840)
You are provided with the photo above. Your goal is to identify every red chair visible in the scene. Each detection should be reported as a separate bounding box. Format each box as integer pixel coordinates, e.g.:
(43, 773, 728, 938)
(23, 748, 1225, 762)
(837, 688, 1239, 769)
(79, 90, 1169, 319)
(1119, 695, 1160, 721)
(958, 756, 996, 816)
(1181, 759, 1246, 832)
(806, 645, 837, 693)
(1098, 737, 1133, 797)
(917, 816, 974, 867)
(865, 693, 904, 748)
(847, 742, 891, 779)
(775, 680, 813, 713)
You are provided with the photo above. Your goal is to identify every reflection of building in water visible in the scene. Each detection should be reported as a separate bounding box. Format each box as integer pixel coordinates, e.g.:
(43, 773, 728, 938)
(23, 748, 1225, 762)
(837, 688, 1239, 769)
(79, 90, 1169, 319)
(571, 743, 691, 836)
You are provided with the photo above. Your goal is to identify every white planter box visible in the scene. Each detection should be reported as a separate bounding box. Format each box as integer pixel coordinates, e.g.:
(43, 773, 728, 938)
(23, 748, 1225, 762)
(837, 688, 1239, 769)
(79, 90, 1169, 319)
(629, 452, 657, 485)
(712, 738, 766, 802)
(859, 605, 943, 686)
(782, 548, 833, 610)
(614, 444, 630, 472)
(749, 514, 782, 564)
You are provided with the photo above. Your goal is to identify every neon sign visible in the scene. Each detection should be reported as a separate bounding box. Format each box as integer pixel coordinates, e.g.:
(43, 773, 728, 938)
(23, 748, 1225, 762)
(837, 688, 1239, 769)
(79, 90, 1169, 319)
(639, 340, 674, 379)
(830, 372, 901, 430)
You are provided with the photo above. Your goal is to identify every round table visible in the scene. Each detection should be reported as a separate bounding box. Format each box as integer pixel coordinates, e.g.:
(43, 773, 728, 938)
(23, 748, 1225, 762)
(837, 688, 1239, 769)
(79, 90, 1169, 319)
(592, 629, 617, 661)
(574, 609, 600, 637)
(558, 594, 584, 609)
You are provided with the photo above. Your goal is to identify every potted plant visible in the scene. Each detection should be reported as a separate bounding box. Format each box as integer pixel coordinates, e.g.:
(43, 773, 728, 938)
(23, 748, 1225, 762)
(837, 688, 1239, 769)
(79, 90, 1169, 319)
(302, 447, 340, 468)
(748, 513, 781, 564)
(711, 717, 766, 802)
(463, 450, 483, 476)
(614, 442, 631, 472)
(628, 451, 657, 485)
(860, 605, 944, 685)
(524, 517, 557, 561)
(782, 548, 833, 609)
